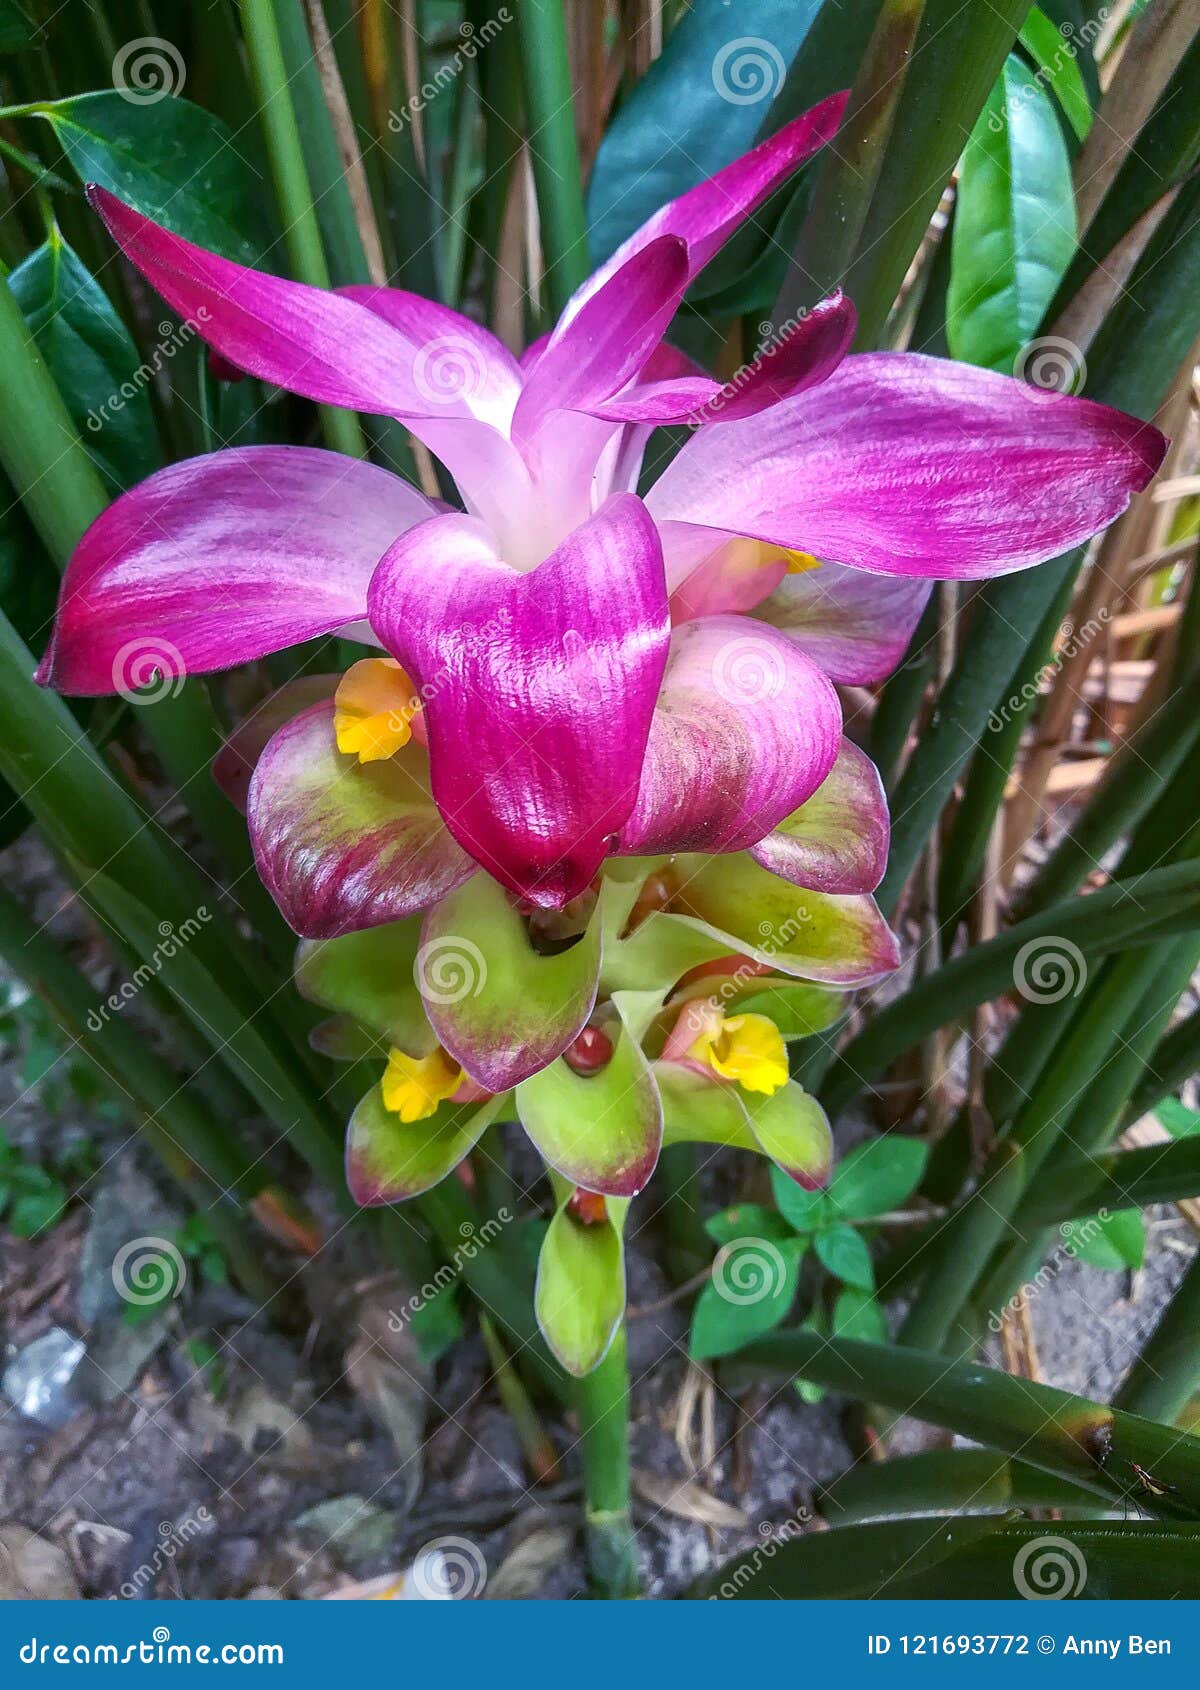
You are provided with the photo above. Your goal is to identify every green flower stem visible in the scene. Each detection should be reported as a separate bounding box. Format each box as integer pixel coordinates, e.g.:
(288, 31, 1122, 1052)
(1115, 1250, 1200, 1423)
(1126, 1001, 1200, 1125)
(898, 947, 1168, 1354)
(877, 183, 1200, 913)
(818, 1448, 1102, 1524)
(515, 0, 590, 318)
(820, 861, 1200, 1119)
(1021, 1135, 1200, 1229)
(418, 1175, 566, 1402)
(575, 1322, 639, 1598)
(480, 1314, 561, 1483)
(0, 881, 278, 1307)
(238, 0, 366, 460)
(0, 272, 288, 951)
(1014, 670, 1200, 921)
(735, 1331, 1200, 1519)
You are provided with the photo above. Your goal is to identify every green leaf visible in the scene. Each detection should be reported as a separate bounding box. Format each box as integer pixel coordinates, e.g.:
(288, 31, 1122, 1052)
(1019, 6, 1093, 140)
(770, 1163, 826, 1232)
(8, 232, 159, 493)
(0, 0, 36, 52)
(689, 1236, 804, 1362)
(814, 1222, 874, 1290)
(585, 0, 820, 266)
(698, 1517, 1200, 1599)
(832, 1286, 888, 1343)
(1157, 1097, 1200, 1140)
(35, 92, 265, 263)
(826, 1135, 928, 1219)
(947, 54, 1077, 374)
(705, 1203, 795, 1247)
(1065, 1208, 1145, 1272)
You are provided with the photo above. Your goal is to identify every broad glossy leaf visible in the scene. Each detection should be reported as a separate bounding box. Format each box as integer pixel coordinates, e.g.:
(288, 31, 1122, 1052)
(1019, 6, 1093, 141)
(814, 1222, 874, 1290)
(695, 1515, 1006, 1598)
(586, 0, 820, 266)
(689, 1235, 804, 1361)
(9, 233, 159, 492)
(947, 55, 1076, 374)
(826, 1135, 928, 1219)
(36, 92, 264, 263)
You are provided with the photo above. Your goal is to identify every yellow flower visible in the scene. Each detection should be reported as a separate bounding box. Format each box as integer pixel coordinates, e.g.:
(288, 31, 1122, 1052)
(334, 657, 421, 764)
(381, 1047, 463, 1122)
(688, 1011, 788, 1096)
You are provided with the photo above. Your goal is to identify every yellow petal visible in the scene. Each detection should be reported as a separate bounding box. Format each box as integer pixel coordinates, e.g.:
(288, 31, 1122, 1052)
(334, 657, 420, 764)
(782, 549, 820, 575)
(381, 1047, 463, 1122)
(688, 1011, 788, 1096)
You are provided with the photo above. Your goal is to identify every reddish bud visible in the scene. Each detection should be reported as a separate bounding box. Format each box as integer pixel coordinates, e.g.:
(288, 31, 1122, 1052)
(567, 1188, 609, 1226)
(563, 1024, 613, 1074)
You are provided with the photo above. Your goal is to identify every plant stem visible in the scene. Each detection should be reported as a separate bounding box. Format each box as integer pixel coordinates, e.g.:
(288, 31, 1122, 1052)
(0, 882, 278, 1306)
(1019, 1136, 1200, 1229)
(515, 0, 590, 317)
(239, 0, 366, 459)
(575, 1323, 639, 1598)
(735, 1331, 1200, 1519)
(1115, 1251, 1200, 1423)
(818, 1448, 1101, 1524)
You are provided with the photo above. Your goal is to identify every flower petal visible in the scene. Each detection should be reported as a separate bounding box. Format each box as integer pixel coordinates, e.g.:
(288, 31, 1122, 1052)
(646, 353, 1167, 579)
(752, 558, 931, 683)
(512, 236, 691, 442)
(212, 676, 338, 813)
(295, 917, 438, 1059)
(248, 701, 474, 938)
(516, 996, 663, 1197)
(535, 1194, 626, 1377)
(671, 853, 900, 986)
(89, 185, 494, 423)
(37, 447, 428, 694)
(346, 1081, 504, 1204)
(418, 873, 602, 1092)
(689, 291, 856, 424)
(367, 496, 670, 908)
(555, 92, 849, 334)
(616, 617, 841, 858)
(749, 738, 889, 895)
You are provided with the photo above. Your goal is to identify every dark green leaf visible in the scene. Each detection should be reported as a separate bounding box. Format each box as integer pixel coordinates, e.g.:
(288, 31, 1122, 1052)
(0, 0, 36, 51)
(814, 1222, 874, 1290)
(36, 92, 265, 264)
(947, 55, 1076, 374)
(695, 1514, 1006, 1598)
(9, 1178, 67, 1237)
(1019, 6, 1093, 140)
(770, 1162, 826, 1232)
(410, 1281, 466, 1366)
(689, 1236, 803, 1361)
(586, 0, 820, 266)
(9, 233, 159, 492)
(826, 1135, 928, 1219)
